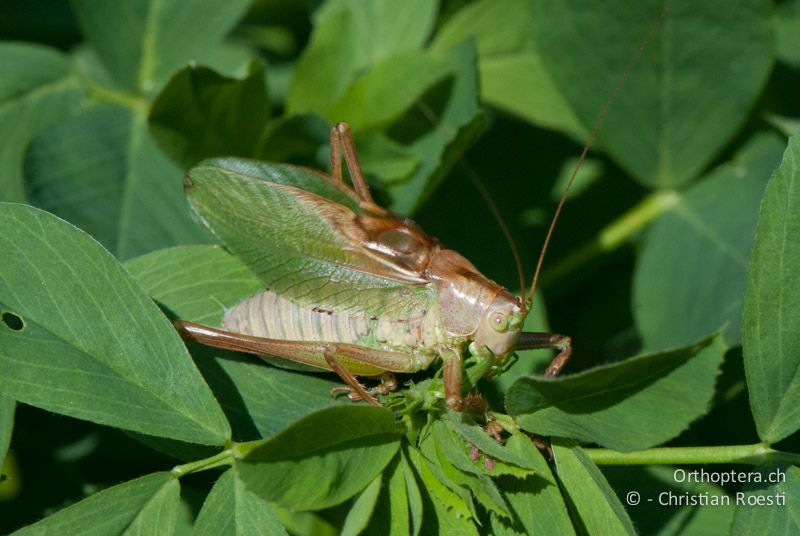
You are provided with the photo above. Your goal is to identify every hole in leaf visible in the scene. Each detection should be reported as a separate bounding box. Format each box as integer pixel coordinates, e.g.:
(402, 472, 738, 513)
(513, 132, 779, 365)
(2, 312, 24, 331)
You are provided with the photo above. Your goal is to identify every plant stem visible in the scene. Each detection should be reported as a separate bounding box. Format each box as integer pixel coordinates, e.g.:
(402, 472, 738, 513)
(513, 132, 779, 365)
(86, 83, 148, 111)
(541, 190, 680, 286)
(586, 443, 800, 466)
(171, 448, 235, 477)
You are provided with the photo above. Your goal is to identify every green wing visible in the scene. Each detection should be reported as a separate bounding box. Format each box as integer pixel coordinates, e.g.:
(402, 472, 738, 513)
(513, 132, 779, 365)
(185, 158, 435, 318)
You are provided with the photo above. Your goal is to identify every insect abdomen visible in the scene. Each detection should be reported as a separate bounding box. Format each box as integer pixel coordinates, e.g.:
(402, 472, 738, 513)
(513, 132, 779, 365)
(224, 290, 371, 344)
(223, 290, 443, 360)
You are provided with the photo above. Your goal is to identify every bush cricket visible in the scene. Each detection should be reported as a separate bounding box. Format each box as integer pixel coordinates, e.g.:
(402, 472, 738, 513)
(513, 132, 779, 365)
(175, 12, 663, 412)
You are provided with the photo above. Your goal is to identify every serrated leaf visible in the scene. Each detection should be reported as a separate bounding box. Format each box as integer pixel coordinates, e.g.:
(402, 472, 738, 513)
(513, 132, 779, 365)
(532, 0, 773, 187)
(194, 469, 287, 536)
(406, 442, 473, 522)
(552, 441, 636, 536)
(490, 434, 575, 535)
(430, 421, 510, 518)
(730, 465, 800, 535)
(0, 204, 230, 445)
(363, 455, 413, 536)
(271, 506, 336, 536)
(743, 135, 800, 443)
(507, 335, 726, 452)
(401, 449, 424, 536)
(442, 413, 539, 472)
(24, 104, 214, 260)
(121, 478, 180, 535)
(71, 0, 251, 93)
(431, 0, 583, 135)
(236, 406, 400, 511)
(149, 62, 270, 169)
(0, 42, 84, 203)
(11, 473, 176, 535)
(341, 473, 382, 536)
(634, 133, 787, 351)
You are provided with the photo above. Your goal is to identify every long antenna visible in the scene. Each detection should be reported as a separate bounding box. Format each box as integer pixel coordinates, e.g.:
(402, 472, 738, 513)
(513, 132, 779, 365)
(416, 102, 527, 311)
(527, 6, 668, 306)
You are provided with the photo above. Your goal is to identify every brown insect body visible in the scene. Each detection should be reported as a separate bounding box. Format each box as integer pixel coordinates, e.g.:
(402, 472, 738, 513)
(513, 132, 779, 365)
(177, 123, 568, 408)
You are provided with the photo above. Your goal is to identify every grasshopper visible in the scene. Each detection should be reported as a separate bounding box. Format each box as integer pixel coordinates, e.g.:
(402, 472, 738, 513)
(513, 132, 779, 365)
(175, 122, 571, 410)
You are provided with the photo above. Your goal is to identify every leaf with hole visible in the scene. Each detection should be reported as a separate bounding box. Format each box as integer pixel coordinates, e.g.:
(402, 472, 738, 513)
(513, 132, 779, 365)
(0, 203, 230, 445)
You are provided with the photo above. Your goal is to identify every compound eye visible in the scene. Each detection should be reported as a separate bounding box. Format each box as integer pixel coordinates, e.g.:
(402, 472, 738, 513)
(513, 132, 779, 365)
(490, 311, 508, 332)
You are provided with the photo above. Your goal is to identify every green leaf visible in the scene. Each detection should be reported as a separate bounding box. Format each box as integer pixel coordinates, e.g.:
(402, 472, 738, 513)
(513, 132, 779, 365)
(71, 0, 251, 93)
(743, 135, 800, 443)
(341, 472, 382, 536)
(356, 133, 420, 185)
(194, 469, 287, 536)
(401, 450, 424, 536)
(431, 0, 583, 136)
(552, 441, 636, 535)
(405, 442, 475, 527)
(603, 465, 735, 536)
(125, 245, 347, 441)
(120, 478, 181, 535)
(776, 1, 800, 67)
(490, 434, 575, 535)
(532, 0, 773, 187)
(0, 394, 13, 474)
(329, 52, 448, 132)
(634, 133, 786, 351)
(0, 43, 84, 202)
(0, 204, 230, 445)
(236, 406, 401, 511)
(255, 113, 330, 163)
(286, 0, 438, 116)
(387, 40, 483, 214)
(11, 472, 177, 535)
(441, 413, 540, 472)
(24, 104, 214, 260)
(125, 245, 263, 326)
(149, 62, 270, 169)
(363, 455, 414, 536)
(506, 335, 726, 452)
(430, 421, 510, 518)
(730, 465, 800, 535)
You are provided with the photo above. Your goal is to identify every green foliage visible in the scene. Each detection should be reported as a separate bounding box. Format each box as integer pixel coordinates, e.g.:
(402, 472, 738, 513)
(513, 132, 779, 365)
(743, 136, 800, 443)
(1, 0, 798, 534)
(507, 335, 727, 452)
(730, 465, 800, 534)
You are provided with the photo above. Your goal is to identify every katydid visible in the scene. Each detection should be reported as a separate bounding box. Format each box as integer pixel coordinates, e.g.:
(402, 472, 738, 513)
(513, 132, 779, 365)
(176, 122, 569, 410)
(175, 15, 663, 410)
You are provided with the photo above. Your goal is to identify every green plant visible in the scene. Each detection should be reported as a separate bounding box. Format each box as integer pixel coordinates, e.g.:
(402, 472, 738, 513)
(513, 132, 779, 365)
(1, 0, 799, 534)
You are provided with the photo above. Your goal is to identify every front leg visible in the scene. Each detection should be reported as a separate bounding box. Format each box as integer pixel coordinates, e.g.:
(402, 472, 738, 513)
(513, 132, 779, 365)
(516, 331, 573, 377)
(441, 346, 464, 410)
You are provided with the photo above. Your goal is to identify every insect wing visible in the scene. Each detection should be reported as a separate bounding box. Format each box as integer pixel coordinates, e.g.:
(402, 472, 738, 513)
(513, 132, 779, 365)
(185, 158, 436, 318)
